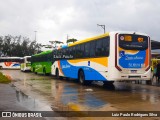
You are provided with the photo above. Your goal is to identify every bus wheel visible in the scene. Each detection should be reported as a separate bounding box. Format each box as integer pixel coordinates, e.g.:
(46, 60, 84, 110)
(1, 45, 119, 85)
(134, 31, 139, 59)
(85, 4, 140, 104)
(103, 81, 114, 87)
(33, 68, 35, 72)
(103, 81, 115, 89)
(43, 68, 46, 76)
(33, 68, 37, 74)
(56, 69, 59, 79)
(103, 81, 114, 85)
(79, 70, 85, 85)
(146, 80, 152, 85)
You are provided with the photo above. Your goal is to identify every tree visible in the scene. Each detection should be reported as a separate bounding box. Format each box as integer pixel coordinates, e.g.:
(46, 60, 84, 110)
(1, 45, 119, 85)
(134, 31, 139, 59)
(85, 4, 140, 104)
(66, 38, 77, 44)
(0, 36, 3, 56)
(49, 40, 63, 48)
(0, 35, 42, 57)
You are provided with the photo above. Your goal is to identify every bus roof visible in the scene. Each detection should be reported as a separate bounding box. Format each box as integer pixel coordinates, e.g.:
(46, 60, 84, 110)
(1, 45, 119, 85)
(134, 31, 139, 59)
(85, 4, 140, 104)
(24, 56, 31, 58)
(68, 31, 149, 47)
(69, 32, 109, 47)
(33, 50, 52, 57)
(0, 57, 22, 59)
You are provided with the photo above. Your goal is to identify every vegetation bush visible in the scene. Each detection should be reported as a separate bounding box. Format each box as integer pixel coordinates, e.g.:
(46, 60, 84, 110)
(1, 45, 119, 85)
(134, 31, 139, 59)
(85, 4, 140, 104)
(0, 72, 11, 83)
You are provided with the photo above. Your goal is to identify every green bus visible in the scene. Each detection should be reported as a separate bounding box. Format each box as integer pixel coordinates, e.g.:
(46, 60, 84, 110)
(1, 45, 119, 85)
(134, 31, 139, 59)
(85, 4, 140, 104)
(31, 50, 53, 75)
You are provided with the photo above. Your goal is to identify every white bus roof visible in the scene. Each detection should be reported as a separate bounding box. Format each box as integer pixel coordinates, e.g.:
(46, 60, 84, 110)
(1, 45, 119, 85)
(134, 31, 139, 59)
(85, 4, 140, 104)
(24, 56, 31, 58)
(0, 57, 22, 59)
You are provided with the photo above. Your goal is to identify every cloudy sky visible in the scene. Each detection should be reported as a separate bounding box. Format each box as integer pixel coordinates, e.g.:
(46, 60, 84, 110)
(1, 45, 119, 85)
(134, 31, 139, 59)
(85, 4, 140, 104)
(0, 0, 160, 45)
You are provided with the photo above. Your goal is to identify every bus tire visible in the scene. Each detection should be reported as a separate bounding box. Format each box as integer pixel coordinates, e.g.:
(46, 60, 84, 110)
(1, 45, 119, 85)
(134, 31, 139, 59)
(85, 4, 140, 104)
(146, 80, 152, 85)
(79, 70, 85, 85)
(103, 81, 115, 90)
(43, 68, 46, 76)
(56, 69, 59, 79)
(103, 81, 114, 87)
(78, 70, 92, 85)
(34, 69, 37, 74)
(33, 68, 37, 74)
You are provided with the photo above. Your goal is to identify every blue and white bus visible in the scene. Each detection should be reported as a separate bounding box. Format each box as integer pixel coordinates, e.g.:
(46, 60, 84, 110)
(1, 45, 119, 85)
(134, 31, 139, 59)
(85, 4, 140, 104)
(0, 57, 22, 69)
(51, 31, 151, 85)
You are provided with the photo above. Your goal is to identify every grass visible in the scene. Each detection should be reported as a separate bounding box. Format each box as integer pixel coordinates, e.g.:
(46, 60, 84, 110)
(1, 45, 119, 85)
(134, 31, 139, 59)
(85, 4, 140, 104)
(0, 72, 11, 84)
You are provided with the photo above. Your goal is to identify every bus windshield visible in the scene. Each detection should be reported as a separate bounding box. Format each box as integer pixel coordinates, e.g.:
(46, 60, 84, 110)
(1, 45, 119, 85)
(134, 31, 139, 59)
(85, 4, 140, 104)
(119, 34, 148, 50)
(27, 57, 31, 62)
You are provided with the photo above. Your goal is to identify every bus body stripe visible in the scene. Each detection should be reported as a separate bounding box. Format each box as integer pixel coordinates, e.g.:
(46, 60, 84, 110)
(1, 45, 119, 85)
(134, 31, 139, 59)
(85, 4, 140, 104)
(144, 48, 149, 67)
(68, 57, 108, 67)
(59, 60, 107, 80)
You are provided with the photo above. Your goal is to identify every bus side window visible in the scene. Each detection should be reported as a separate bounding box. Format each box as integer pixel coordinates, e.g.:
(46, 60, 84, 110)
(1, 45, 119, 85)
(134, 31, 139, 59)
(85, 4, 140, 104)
(72, 47, 76, 58)
(40, 56, 42, 62)
(95, 39, 103, 57)
(65, 48, 68, 56)
(90, 41, 95, 57)
(69, 47, 73, 58)
(61, 49, 63, 58)
(58, 49, 62, 58)
(63, 49, 66, 59)
(47, 54, 50, 61)
(11, 59, 15, 62)
(80, 44, 84, 58)
(75, 45, 79, 58)
(84, 42, 90, 58)
(102, 37, 110, 56)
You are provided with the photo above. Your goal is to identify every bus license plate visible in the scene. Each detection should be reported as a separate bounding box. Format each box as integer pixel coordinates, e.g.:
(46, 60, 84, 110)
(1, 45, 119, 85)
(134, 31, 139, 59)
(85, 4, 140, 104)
(131, 70, 137, 73)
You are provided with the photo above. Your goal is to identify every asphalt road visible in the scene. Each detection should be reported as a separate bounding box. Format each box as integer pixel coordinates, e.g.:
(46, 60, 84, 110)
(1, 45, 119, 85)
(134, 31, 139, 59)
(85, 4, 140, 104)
(1, 70, 160, 120)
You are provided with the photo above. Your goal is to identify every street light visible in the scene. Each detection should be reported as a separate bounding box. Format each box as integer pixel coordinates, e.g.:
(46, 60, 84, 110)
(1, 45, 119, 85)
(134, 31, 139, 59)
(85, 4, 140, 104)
(34, 31, 37, 41)
(97, 24, 105, 34)
(67, 34, 69, 40)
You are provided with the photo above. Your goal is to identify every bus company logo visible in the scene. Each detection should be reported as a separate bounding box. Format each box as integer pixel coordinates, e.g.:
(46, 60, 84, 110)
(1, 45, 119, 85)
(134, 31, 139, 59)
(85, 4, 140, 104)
(2, 112, 11, 117)
(119, 51, 125, 57)
(4, 62, 12, 66)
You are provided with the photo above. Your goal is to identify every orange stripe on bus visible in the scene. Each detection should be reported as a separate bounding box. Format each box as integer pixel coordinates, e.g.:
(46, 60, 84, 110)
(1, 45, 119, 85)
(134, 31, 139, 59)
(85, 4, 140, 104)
(145, 48, 149, 67)
(58, 61, 64, 75)
(119, 47, 139, 54)
(68, 57, 108, 67)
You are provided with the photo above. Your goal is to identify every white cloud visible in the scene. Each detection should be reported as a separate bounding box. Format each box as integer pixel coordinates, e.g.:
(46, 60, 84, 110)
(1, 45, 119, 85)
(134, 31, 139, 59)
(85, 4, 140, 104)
(0, 0, 160, 45)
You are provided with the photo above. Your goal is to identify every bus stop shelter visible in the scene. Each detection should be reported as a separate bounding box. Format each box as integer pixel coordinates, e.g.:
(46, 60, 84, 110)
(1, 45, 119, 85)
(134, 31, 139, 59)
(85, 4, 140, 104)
(151, 40, 160, 50)
(151, 40, 160, 58)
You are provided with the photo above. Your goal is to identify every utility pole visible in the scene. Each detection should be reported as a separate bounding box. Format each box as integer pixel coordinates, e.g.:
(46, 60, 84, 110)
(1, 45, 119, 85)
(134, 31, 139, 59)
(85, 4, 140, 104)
(97, 24, 105, 34)
(34, 31, 37, 41)
(67, 34, 69, 40)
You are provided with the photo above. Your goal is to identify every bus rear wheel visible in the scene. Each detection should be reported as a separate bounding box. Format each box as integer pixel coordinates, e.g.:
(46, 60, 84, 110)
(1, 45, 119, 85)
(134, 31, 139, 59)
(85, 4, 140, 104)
(33, 68, 37, 74)
(43, 68, 46, 75)
(103, 81, 114, 85)
(79, 71, 85, 85)
(79, 70, 92, 85)
(56, 69, 59, 79)
(55, 69, 63, 80)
